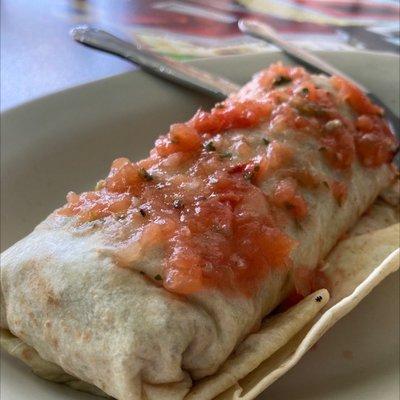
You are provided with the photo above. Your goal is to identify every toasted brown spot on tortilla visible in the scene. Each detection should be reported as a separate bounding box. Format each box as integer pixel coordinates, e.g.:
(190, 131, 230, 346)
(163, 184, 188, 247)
(51, 337, 59, 350)
(82, 331, 92, 342)
(46, 294, 60, 306)
(21, 348, 33, 361)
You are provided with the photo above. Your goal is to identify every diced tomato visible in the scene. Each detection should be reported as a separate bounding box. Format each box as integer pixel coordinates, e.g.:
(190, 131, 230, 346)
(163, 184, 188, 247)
(271, 178, 308, 219)
(169, 123, 202, 151)
(330, 76, 382, 116)
(290, 169, 320, 188)
(154, 135, 177, 157)
(320, 130, 355, 170)
(155, 123, 202, 156)
(108, 196, 132, 213)
(191, 100, 272, 135)
(255, 226, 296, 267)
(141, 222, 167, 248)
(293, 115, 311, 130)
(236, 140, 253, 159)
(105, 159, 143, 194)
(295, 80, 319, 102)
(265, 141, 294, 172)
(354, 115, 397, 167)
(58, 193, 78, 217)
(252, 156, 269, 185)
(161, 152, 193, 171)
(66, 191, 80, 205)
(356, 115, 374, 131)
(191, 109, 224, 134)
(164, 232, 204, 294)
(110, 157, 130, 170)
(256, 62, 292, 89)
(355, 133, 394, 167)
(269, 104, 297, 133)
(187, 198, 233, 235)
(164, 262, 204, 294)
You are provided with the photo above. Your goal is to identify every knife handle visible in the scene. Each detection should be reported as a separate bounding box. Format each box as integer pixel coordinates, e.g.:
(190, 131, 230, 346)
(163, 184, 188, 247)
(71, 26, 240, 99)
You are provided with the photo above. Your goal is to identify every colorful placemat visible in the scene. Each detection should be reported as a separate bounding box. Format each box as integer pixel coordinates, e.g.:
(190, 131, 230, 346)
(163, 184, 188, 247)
(56, 0, 399, 59)
(2, 0, 399, 110)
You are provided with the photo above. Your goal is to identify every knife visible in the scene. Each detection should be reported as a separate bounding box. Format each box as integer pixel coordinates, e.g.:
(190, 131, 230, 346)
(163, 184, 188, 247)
(70, 26, 240, 100)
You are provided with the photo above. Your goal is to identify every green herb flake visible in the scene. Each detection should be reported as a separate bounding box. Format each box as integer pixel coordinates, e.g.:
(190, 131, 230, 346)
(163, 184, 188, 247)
(243, 171, 253, 181)
(204, 141, 216, 151)
(173, 199, 184, 209)
(300, 87, 309, 96)
(285, 203, 295, 211)
(295, 219, 303, 231)
(154, 274, 163, 281)
(139, 168, 154, 181)
(273, 75, 292, 86)
(243, 165, 259, 181)
(296, 102, 327, 117)
(219, 151, 232, 160)
(262, 138, 270, 146)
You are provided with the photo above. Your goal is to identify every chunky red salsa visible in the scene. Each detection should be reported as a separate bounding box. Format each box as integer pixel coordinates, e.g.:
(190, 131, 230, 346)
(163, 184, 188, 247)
(58, 63, 397, 296)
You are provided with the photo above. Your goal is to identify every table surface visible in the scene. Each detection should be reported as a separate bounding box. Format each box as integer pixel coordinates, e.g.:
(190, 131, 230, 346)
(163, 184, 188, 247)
(2, 0, 399, 111)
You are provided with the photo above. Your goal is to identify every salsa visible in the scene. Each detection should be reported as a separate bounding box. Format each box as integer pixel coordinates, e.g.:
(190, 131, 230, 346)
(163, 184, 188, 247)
(58, 63, 397, 296)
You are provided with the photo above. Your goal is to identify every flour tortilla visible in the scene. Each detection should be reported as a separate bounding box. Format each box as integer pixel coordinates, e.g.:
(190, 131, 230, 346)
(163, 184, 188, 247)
(1, 194, 398, 400)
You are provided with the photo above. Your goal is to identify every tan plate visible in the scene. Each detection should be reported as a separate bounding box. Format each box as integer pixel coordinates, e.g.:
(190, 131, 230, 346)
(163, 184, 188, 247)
(1, 50, 399, 400)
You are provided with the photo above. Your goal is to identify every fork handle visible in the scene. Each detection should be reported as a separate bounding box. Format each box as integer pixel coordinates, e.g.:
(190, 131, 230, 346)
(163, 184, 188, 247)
(239, 19, 369, 92)
(239, 19, 399, 139)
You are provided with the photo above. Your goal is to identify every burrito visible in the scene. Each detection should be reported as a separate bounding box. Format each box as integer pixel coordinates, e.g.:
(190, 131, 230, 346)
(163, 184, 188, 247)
(1, 63, 398, 400)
